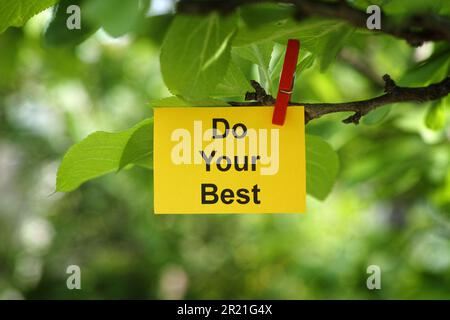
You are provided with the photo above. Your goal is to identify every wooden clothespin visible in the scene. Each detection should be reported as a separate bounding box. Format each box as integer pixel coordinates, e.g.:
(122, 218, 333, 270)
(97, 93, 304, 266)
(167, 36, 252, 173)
(272, 39, 300, 126)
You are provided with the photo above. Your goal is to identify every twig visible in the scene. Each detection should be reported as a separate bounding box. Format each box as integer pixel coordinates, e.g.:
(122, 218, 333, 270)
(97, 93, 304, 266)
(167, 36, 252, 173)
(229, 75, 450, 124)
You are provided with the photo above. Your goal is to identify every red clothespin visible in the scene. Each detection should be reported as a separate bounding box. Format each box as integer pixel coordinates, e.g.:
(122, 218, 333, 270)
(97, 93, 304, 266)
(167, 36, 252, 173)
(272, 39, 300, 126)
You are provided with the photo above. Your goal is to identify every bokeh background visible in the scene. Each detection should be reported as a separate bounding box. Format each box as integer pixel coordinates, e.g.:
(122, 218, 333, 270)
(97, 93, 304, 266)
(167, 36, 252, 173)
(0, 0, 449, 299)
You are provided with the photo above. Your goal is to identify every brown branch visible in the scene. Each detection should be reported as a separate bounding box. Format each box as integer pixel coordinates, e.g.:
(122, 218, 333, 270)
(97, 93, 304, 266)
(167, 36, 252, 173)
(288, 0, 450, 46)
(177, 0, 450, 46)
(229, 75, 450, 124)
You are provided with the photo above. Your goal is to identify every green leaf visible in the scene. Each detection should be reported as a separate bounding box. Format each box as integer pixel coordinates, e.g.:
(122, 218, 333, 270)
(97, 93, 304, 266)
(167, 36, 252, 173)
(212, 60, 253, 98)
(233, 42, 274, 93)
(362, 105, 391, 125)
(425, 99, 447, 131)
(160, 13, 237, 99)
(233, 42, 273, 69)
(84, 0, 142, 38)
(0, 28, 20, 85)
(239, 3, 295, 29)
(306, 135, 340, 200)
(399, 44, 450, 87)
(316, 24, 354, 72)
(233, 17, 347, 51)
(298, 53, 315, 73)
(138, 14, 174, 45)
(119, 119, 154, 170)
(57, 119, 153, 192)
(0, 0, 58, 33)
(383, 0, 450, 15)
(150, 96, 229, 107)
(44, 0, 97, 47)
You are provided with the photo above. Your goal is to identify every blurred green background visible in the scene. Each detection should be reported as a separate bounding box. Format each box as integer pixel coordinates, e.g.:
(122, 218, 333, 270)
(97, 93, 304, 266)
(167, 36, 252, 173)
(0, 0, 449, 299)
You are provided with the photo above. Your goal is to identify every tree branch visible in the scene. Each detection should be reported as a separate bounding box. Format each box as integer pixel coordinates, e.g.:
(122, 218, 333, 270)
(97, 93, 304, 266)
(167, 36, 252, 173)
(177, 0, 450, 46)
(229, 75, 450, 124)
(288, 0, 450, 46)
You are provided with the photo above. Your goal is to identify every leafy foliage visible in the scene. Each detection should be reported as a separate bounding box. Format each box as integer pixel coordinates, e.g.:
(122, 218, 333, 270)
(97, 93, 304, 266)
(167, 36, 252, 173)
(83, 0, 142, 38)
(119, 119, 154, 170)
(160, 13, 237, 99)
(150, 96, 229, 107)
(234, 18, 348, 50)
(0, 0, 57, 33)
(399, 44, 450, 86)
(44, 0, 95, 47)
(316, 24, 354, 71)
(56, 119, 152, 192)
(212, 60, 253, 97)
(233, 43, 274, 93)
(41, 1, 447, 201)
(425, 99, 447, 131)
(305, 135, 340, 200)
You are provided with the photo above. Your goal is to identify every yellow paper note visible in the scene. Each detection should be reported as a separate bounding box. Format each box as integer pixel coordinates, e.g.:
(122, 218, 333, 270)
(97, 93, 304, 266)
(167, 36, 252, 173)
(153, 106, 306, 214)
